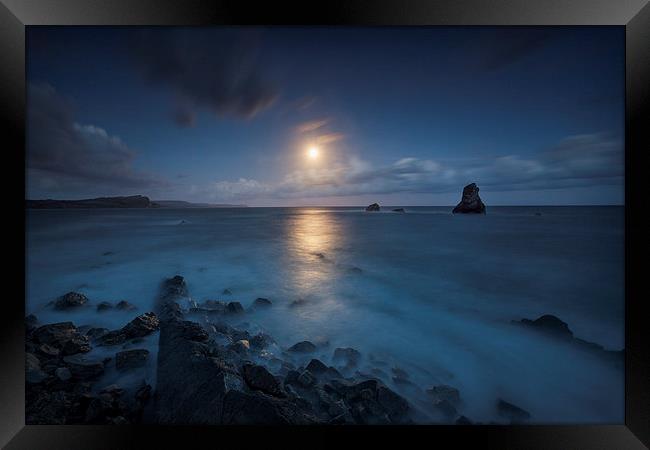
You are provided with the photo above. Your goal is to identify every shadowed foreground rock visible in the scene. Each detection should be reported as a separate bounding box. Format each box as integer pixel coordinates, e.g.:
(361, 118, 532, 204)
(153, 275, 413, 425)
(452, 183, 486, 214)
(153, 276, 319, 424)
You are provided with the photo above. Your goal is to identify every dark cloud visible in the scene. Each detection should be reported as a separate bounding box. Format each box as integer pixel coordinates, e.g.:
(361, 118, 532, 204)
(480, 30, 551, 72)
(131, 29, 279, 125)
(27, 83, 166, 197)
(172, 104, 196, 128)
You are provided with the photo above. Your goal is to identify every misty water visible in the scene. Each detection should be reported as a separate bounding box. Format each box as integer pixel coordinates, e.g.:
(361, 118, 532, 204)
(26, 206, 624, 423)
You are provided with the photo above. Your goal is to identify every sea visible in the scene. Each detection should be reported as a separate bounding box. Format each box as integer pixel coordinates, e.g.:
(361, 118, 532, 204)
(25, 206, 625, 424)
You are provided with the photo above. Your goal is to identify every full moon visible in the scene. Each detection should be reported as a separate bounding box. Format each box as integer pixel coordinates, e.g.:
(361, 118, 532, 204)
(308, 146, 319, 159)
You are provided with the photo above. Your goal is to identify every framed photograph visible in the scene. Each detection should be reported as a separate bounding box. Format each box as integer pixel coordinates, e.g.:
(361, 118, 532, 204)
(1, 0, 648, 448)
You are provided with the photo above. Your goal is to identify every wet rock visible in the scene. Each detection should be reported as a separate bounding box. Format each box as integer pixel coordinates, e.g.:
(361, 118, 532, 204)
(226, 302, 245, 314)
(289, 299, 308, 308)
(365, 203, 380, 212)
(288, 341, 317, 353)
(26, 353, 48, 384)
(32, 322, 90, 356)
(230, 339, 251, 354)
(63, 355, 105, 380)
(252, 298, 272, 308)
(456, 415, 472, 425)
(54, 292, 89, 310)
(85, 327, 109, 341)
(452, 183, 486, 214)
(497, 399, 531, 423)
(116, 300, 137, 311)
(517, 314, 573, 339)
(305, 359, 329, 375)
(392, 208, 405, 213)
(333, 347, 361, 368)
(116, 349, 149, 371)
(96, 301, 113, 312)
(250, 333, 275, 350)
(241, 363, 285, 397)
(426, 385, 461, 406)
(98, 312, 160, 346)
(297, 370, 317, 387)
(222, 288, 232, 296)
(55, 367, 72, 382)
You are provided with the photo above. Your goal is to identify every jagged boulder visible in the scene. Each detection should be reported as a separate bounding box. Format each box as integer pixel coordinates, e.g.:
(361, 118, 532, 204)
(54, 292, 88, 309)
(98, 312, 160, 346)
(452, 183, 486, 214)
(365, 203, 380, 212)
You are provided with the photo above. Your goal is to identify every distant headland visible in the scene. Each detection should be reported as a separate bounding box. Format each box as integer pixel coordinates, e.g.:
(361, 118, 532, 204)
(26, 195, 247, 209)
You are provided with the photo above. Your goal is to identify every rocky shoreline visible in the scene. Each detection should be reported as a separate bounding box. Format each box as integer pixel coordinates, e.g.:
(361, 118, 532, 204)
(25, 275, 621, 425)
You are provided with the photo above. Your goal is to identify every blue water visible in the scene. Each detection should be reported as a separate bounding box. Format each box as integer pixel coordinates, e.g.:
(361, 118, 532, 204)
(26, 206, 624, 423)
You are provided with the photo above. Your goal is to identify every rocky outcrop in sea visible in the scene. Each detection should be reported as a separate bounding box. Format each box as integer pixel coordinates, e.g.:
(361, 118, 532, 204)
(452, 183, 486, 214)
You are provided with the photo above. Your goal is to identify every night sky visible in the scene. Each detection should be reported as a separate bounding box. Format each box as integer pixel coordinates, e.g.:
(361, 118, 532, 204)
(26, 26, 624, 206)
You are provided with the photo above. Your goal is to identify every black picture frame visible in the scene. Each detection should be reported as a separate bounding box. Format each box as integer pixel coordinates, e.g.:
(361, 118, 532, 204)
(1, 0, 648, 448)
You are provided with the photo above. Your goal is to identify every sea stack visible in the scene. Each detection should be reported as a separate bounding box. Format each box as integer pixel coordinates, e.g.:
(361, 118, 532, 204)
(452, 183, 486, 214)
(366, 203, 380, 212)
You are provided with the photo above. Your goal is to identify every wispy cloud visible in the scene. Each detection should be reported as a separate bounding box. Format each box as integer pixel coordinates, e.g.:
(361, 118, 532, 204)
(196, 133, 622, 202)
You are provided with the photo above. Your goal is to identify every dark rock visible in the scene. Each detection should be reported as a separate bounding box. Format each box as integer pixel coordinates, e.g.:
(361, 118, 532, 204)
(85, 327, 109, 341)
(426, 385, 461, 406)
(152, 273, 323, 425)
(365, 203, 380, 212)
(241, 363, 285, 397)
(434, 399, 458, 420)
(38, 343, 60, 357)
(456, 415, 472, 425)
(115, 349, 149, 371)
(32, 322, 90, 356)
(26, 353, 48, 384)
(289, 299, 308, 307)
(392, 208, 405, 213)
(54, 292, 89, 310)
(102, 251, 115, 256)
(252, 298, 272, 308)
(452, 183, 486, 214)
(63, 355, 105, 380)
(96, 301, 113, 312)
(98, 312, 160, 346)
(305, 359, 329, 375)
(288, 341, 317, 353)
(333, 347, 361, 368)
(297, 370, 317, 387)
(284, 370, 301, 385)
(226, 302, 245, 314)
(222, 289, 233, 296)
(55, 367, 72, 381)
(250, 333, 275, 350)
(497, 399, 531, 423)
(25, 314, 38, 330)
(517, 314, 573, 339)
(115, 300, 136, 311)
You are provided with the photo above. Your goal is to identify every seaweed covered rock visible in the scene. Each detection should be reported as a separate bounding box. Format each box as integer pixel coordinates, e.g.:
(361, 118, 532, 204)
(452, 183, 486, 214)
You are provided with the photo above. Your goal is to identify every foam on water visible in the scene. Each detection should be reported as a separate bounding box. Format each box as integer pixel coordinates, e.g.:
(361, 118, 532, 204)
(26, 206, 624, 423)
